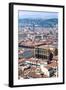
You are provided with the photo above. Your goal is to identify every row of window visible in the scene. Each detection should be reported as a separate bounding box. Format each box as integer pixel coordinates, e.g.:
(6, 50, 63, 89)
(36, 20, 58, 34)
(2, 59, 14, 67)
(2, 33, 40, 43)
(35, 54, 48, 59)
(35, 48, 48, 55)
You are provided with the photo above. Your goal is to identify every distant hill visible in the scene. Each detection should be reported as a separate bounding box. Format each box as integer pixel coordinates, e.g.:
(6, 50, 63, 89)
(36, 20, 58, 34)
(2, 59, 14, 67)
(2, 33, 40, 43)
(19, 18, 58, 28)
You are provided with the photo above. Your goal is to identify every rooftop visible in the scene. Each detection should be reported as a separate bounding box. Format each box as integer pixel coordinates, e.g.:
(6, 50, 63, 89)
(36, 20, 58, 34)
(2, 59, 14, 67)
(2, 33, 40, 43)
(36, 45, 56, 50)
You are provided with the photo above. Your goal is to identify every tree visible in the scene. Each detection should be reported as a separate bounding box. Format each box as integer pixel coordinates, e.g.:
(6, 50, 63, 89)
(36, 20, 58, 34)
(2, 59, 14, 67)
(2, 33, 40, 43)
(54, 48, 58, 56)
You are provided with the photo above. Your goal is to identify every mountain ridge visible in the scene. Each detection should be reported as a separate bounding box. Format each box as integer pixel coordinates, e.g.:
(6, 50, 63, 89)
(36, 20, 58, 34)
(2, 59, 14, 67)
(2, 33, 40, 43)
(19, 18, 58, 28)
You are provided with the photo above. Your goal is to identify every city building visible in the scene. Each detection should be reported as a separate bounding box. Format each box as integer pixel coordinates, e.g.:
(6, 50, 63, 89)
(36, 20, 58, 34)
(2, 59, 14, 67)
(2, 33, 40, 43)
(35, 45, 57, 61)
(40, 65, 56, 77)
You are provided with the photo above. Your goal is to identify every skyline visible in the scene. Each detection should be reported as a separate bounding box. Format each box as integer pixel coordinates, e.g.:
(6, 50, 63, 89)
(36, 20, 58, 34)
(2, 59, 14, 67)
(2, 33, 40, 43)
(19, 11, 58, 19)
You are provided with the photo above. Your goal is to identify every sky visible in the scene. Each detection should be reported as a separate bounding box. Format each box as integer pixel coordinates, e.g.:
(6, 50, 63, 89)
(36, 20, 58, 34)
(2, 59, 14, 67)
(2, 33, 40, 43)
(18, 10, 58, 19)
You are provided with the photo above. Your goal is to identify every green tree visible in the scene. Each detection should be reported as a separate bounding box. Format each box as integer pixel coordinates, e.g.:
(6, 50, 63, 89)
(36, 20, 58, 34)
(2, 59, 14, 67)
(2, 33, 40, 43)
(54, 48, 58, 56)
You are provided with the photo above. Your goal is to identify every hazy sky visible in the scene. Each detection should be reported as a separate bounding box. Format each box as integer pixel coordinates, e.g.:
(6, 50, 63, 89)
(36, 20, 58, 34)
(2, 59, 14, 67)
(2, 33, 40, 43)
(19, 10, 58, 19)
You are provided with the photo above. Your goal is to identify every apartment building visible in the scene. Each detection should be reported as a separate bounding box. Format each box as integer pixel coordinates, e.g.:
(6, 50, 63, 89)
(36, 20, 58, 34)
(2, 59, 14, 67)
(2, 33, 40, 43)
(34, 45, 57, 61)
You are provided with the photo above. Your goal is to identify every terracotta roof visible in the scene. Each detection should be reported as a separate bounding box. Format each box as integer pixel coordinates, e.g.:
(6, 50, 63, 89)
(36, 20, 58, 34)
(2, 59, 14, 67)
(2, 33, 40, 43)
(44, 66, 51, 70)
(48, 60, 58, 68)
(18, 59, 25, 63)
